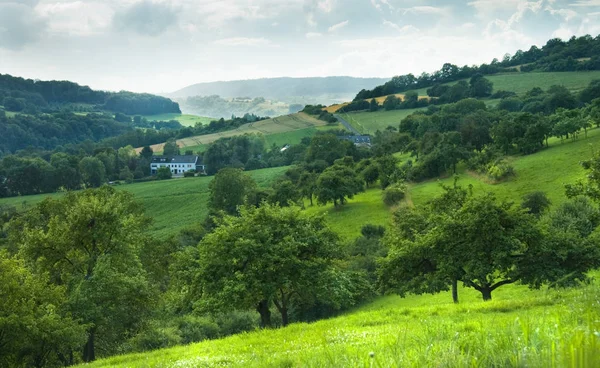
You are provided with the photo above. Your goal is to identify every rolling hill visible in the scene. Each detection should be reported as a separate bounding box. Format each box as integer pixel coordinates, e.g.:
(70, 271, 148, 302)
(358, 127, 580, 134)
(168, 76, 390, 103)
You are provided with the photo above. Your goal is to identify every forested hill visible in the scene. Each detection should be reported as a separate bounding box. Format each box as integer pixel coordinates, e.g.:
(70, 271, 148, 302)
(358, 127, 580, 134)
(356, 34, 600, 100)
(0, 74, 181, 115)
(169, 76, 389, 101)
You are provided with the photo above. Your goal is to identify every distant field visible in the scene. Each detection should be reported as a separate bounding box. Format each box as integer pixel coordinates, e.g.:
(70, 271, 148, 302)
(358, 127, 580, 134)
(340, 108, 424, 134)
(0, 166, 288, 239)
(142, 113, 214, 127)
(137, 113, 330, 153)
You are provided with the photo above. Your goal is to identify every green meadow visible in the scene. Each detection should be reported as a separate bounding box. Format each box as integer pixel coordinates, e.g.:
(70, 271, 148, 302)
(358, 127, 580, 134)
(142, 113, 214, 127)
(0, 166, 288, 239)
(80, 273, 600, 368)
(340, 109, 424, 134)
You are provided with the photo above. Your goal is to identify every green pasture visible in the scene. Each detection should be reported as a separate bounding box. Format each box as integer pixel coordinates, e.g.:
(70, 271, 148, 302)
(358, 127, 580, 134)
(341, 109, 424, 134)
(409, 127, 600, 208)
(81, 273, 600, 367)
(0, 166, 288, 239)
(142, 113, 214, 127)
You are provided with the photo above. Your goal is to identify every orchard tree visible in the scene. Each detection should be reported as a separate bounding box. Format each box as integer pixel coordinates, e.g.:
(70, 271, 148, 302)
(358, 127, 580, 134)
(208, 168, 257, 215)
(11, 187, 153, 362)
(79, 157, 106, 188)
(194, 204, 342, 327)
(315, 164, 363, 207)
(163, 139, 180, 156)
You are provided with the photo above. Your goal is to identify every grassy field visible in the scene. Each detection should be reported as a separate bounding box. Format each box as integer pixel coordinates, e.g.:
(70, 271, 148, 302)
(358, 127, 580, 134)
(137, 113, 331, 154)
(409, 127, 600, 208)
(81, 273, 600, 367)
(340, 109, 424, 134)
(142, 113, 214, 127)
(0, 166, 288, 239)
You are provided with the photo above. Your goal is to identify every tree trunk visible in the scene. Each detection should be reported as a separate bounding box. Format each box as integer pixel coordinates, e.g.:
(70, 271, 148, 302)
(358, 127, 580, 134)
(480, 288, 492, 301)
(280, 308, 289, 327)
(451, 279, 459, 304)
(256, 300, 271, 328)
(82, 328, 95, 362)
(309, 195, 313, 206)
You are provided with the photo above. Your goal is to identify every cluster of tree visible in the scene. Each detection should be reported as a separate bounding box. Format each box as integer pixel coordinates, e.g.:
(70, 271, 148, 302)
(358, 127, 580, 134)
(339, 75, 494, 114)
(500, 35, 600, 72)
(381, 83, 600, 182)
(301, 105, 337, 123)
(0, 73, 180, 115)
(379, 180, 600, 302)
(0, 145, 153, 197)
(0, 111, 132, 154)
(354, 34, 600, 101)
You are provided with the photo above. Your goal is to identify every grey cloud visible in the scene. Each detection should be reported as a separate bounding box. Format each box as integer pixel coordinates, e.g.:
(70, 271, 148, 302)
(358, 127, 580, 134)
(0, 2, 46, 50)
(113, 1, 179, 36)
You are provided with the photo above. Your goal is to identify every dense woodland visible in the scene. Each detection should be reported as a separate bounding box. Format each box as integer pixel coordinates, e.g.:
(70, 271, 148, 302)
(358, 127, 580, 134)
(3, 35, 600, 367)
(0, 74, 181, 115)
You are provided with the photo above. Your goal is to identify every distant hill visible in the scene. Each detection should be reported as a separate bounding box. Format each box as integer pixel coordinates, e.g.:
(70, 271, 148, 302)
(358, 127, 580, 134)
(168, 77, 390, 102)
(0, 73, 181, 116)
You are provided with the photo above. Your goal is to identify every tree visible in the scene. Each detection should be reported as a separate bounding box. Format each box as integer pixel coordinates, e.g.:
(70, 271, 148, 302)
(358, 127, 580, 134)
(79, 157, 106, 188)
(194, 204, 341, 327)
(315, 164, 364, 207)
(521, 191, 551, 217)
(469, 75, 493, 98)
(163, 139, 180, 156)
(156, 166, 172, 180)
(0, 251, 86, 368)
(383, 95, 400, 111)
(298, 170, 318, 206)
(11, 187, 153, 362)
(140, 146, 154, 159)
(369, 98, 379, 112)
(304, 134, 348, 165)
(208, 168, 257, 215)
(268, 179, 301, 207)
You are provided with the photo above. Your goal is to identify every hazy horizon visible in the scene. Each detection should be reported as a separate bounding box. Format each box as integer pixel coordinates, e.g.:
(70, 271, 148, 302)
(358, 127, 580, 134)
(1, 0, 599, 94)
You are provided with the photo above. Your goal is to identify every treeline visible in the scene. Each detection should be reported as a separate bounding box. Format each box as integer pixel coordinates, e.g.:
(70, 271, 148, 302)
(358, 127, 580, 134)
(301, 104, 337, 123)
(0, 73, 181, 115)
(355, 34, 600, 101)
(177, 94, 293, 119)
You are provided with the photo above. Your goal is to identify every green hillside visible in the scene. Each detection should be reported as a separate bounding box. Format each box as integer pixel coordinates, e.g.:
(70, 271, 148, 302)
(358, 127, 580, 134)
(80, 275, 600, 368)
(142, 113, 213, 127)
(0, 166, 288, 239)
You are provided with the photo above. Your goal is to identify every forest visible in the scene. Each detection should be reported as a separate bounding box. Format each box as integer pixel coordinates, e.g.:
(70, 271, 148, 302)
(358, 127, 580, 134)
(0, 74, 181, 115)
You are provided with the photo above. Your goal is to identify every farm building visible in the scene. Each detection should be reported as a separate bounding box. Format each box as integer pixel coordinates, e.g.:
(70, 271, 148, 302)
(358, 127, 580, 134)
(150, 155, 206, 177)
(340, 135, 372, 147)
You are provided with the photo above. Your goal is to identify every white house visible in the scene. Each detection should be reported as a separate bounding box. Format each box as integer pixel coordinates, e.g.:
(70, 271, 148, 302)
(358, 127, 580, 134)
(150, 155, 206, 177)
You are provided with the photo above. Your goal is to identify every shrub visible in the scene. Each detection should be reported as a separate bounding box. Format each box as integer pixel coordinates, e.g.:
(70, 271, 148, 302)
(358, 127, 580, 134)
(128, 324, 181, 352)
(383, 182, 407, 206)
(183, 171, 196, 178)
(487, 159, 515, 181)
(156, 167, 172, 180)
(215, 311, 258, 336)
(177, 316, 220, 344)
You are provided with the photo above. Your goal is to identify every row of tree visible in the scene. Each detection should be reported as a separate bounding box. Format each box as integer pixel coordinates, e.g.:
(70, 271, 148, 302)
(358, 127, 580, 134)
(354, 34, 600, 101)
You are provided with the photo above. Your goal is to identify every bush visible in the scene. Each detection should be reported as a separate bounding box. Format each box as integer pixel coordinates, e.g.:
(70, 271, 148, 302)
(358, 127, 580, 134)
(128, 324, 181, 352)
(183, 171, 196, 178)
(487, 159, 515, 181)
(383, 182, 407, 206)
(215, 311, 258, 337)
(177, 316, 220, 344)
(156, 167, 172, 180)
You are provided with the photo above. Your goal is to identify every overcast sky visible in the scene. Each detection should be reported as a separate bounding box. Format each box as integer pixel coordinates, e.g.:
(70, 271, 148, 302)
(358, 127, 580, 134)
(1, 0, 599, 93)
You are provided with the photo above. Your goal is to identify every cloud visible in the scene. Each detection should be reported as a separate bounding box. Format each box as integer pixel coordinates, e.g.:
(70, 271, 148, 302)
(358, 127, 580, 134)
(36, 1, 114, 36)
(569, 0, 600, 5)
(400, 6, 446, 15)
(317, 0, 335, 13)
(113, 0, 179, 36)
(0, 1, 46, 50)
(328, 20, 349, 32)
(213, 37, 276, 46)
(305, 32, 323, 38)
(383, 20, 420, 34)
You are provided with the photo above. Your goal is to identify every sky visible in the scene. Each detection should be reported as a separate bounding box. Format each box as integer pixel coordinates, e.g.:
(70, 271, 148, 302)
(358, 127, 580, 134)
(1, 0, 599, 93)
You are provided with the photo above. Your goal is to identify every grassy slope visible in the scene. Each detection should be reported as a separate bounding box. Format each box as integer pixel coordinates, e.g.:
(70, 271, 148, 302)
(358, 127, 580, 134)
(0, 166, 288, 239)
(82, 276, 600, 368)
(142, 113, 214, 127)
(410, 127, 600, 208)
(137, 113, 331, 153)
(340, 109, 423, 134)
